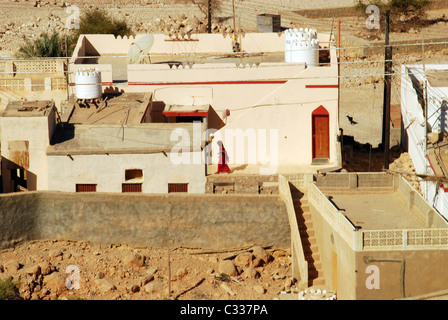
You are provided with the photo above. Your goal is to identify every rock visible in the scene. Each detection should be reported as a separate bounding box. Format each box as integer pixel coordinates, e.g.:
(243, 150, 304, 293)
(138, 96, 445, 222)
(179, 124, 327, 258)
(130, 284, 140, 293)
(220, 283, 236, 296)
(253, 285, 266, 294)
(272, 250, 288, 259)
(218, 260, 238, 277)
(4, 259, 21, 272)
(96, 271, 105, 279)
(48, 249, 63, 259)
(250, 246, 273, 264)
(39, 261, 53, 276)
(43, 272, 66, 295)
(243, 267, 260, 279)
(174, 267, 188, 280)
(144, 282, 164, 293)
(124, 252, 146, 268)
(284, 277, 295, 289)
(94, 278, 116, 293)
(24, 265, 41, 277)
(234, 252, 253, 268)
(252, 257, 265, 268)
(140, 274, 154, 286)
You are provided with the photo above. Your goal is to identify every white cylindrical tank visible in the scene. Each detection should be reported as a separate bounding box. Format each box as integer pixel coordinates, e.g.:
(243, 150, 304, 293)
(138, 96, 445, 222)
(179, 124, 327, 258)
(75, 68, 102, 100)
(285, 29, 293, 63)
(290, 38, 319, 67)
(285, 28, 319, 67)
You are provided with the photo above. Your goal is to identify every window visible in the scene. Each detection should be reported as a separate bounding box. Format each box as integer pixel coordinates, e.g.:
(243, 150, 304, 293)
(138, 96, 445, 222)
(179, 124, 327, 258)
(76, 184, 97, 192)
(122, 183, 142, 193)
(168, 183, 188, 193)
(125, 169, 143, 181)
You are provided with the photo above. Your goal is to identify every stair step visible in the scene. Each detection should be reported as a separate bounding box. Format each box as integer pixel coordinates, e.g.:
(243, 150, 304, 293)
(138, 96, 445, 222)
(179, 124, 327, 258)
(298, 218, 313, 227)
(300, 235, 317, 246)
(299, 228, 315, 237)
(309, 277, 326, 287)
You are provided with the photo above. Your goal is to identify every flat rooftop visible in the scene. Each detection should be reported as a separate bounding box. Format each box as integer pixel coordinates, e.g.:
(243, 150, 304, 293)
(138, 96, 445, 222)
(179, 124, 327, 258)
(327, 192, 427, 230)
(62, 92, 151, 125)
(48, 122, 202, 155)
(1, 100, 55, 117)
(315, 173, 448, 231)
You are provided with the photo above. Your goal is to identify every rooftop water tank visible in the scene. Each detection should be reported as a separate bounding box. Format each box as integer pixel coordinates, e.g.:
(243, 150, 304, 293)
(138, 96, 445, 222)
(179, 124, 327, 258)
(285, 28, 319, 67)
(75, 68, 102, 100)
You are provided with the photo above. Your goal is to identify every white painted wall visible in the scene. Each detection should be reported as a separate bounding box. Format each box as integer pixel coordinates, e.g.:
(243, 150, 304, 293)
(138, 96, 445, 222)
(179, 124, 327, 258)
(47, 151, 206, 194)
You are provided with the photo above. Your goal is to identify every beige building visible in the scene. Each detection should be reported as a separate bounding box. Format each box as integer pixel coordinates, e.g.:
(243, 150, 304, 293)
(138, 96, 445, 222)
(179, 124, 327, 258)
(279, 172, 448, 300)
(1, 94, 207, 194)
(69, 31, 341, 175)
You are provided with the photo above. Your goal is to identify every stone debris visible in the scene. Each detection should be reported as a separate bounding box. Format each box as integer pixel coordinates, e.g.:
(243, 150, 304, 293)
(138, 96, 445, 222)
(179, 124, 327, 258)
(0, 239, 294, 300)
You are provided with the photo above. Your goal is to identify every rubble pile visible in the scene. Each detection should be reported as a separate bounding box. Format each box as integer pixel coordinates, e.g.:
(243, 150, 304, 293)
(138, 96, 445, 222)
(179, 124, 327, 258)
(0, 240, 294, 300)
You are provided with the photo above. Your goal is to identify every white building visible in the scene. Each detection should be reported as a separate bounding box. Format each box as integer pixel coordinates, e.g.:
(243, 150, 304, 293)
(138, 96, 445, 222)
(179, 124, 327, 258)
(401, 64, 448, 219)
(69, 30, 341, 174)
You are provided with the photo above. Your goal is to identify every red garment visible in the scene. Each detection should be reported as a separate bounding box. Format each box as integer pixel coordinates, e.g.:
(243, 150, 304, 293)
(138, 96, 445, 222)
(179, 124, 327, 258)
(216, 146, 231, 173)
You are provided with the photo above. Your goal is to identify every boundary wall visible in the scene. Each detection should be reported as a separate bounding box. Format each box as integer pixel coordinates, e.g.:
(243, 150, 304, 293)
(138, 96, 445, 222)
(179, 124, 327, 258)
(0, 191, 290, 251)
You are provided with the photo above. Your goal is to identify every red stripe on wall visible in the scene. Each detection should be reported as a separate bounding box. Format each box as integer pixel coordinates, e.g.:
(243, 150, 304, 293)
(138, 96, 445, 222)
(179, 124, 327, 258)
(69, 82, 113, 87)
(163, 112, 208, 117)
(306, 85, 339, 89)
(128, 80, 288, 86)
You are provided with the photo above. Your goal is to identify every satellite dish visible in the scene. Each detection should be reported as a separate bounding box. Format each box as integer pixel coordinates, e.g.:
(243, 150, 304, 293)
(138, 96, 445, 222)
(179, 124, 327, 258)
(126, 34, 154, 64)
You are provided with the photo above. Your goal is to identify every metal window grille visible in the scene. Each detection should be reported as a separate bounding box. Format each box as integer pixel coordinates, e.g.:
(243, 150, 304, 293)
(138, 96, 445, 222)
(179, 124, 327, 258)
(168, 183, 188, 193)
(122, 183, 143, 193)
(76, 184, 97, 192)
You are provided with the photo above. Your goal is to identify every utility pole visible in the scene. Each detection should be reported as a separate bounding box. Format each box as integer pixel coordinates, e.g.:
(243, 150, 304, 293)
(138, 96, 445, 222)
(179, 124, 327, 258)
(207, 0, 212, 33)
(382, 10, 392, 170)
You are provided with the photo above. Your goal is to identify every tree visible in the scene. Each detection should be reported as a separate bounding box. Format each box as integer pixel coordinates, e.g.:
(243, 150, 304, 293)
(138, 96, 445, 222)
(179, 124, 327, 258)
(174, 0, 224, 33)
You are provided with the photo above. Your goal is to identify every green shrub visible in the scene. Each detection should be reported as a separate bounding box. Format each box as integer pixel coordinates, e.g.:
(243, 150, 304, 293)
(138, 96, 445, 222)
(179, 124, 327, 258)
(74, 8, 133, 37)
(0, 277, 22, 300)
(16, 32, 65, 58)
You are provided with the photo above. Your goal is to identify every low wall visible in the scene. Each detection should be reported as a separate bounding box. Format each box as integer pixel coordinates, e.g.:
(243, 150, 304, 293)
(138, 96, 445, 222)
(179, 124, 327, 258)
(0, 191, 290, 251)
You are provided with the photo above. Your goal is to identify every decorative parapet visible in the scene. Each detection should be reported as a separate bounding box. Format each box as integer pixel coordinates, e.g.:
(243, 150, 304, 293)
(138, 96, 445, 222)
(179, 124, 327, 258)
(309, 173, 448, 251)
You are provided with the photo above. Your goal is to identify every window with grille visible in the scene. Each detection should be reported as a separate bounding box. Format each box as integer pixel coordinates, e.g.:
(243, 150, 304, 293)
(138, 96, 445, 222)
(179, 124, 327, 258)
(122, 183, 142, 193)
(76, 184, 97, 192)
(168, 183, 188, 193)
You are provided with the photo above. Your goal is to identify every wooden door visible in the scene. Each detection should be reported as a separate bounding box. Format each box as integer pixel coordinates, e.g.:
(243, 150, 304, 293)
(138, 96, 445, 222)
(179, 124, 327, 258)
(312, 106, 330, 159)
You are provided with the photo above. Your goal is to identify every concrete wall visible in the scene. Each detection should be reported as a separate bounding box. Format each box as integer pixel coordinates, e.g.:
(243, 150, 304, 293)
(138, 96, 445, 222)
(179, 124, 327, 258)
(356, 249, 448, 300)
(309, 202, 357, 300)
(47, 152, 207, 194)
(0, 192, 290, 251)
(1, 107, 57, 192)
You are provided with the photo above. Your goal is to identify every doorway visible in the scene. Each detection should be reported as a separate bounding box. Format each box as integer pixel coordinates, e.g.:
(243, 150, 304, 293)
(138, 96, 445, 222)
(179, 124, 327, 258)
(312, 106, 330, 160)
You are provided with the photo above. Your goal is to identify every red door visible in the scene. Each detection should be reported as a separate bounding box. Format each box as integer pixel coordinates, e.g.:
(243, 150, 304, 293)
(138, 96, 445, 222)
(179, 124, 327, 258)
(312, 106, 330, 159)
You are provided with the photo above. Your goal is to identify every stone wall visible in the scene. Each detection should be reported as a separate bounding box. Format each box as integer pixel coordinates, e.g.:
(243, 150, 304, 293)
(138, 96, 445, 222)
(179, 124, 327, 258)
(0, 191, 290, 250)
